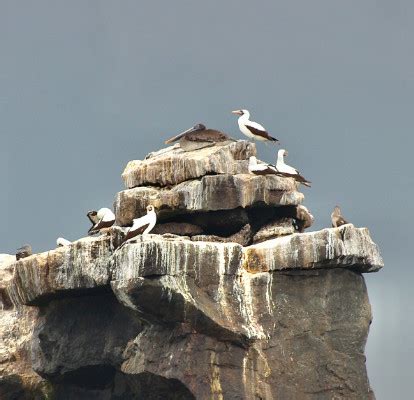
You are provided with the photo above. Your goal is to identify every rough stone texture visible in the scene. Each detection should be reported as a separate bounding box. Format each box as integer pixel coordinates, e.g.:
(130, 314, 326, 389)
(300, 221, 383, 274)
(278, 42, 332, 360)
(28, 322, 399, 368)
(115, 174, 304, 226)
(4, 222, 384, 399)
(0, 255, 48, 400)
(2, 140, 384, 399)
(252, 218, 296, 243)
(120, 269, 373, 400)
(152, 222, 204, 236)
(243, 224, 383, 274)
(31, 293, 142, 378)
(122, 140, 256, 188)
(7, 236, 112, 306)
(191, 224, 253, 246)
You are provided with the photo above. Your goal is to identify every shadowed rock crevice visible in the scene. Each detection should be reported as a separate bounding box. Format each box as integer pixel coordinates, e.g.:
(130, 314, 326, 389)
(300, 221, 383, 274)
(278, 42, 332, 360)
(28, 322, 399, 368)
(31, 293, 143, 379)
(124, 372, 196, 400)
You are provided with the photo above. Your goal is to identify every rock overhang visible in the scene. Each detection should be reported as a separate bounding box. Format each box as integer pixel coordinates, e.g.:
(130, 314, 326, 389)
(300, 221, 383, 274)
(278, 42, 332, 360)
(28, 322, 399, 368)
(114, 174, 304, 226)
(7, 225, 383, 308)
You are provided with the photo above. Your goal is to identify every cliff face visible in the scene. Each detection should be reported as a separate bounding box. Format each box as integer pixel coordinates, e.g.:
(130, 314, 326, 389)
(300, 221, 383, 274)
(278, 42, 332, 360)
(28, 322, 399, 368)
(2, 140, 383, 399)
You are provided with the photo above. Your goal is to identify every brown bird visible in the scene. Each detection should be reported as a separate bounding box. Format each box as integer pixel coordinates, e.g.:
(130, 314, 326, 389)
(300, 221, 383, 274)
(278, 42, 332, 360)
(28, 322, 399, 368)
(165, 124, 231, 151)
(331, 206, 349, 228)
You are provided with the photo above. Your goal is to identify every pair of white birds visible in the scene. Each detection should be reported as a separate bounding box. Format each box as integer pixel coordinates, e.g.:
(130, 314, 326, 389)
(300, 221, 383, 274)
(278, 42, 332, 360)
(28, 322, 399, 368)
(248, 151, 311, 187)
(87, 206, 157, 246)
(57, 206, 157, 248)
(233, 109, 311, 187)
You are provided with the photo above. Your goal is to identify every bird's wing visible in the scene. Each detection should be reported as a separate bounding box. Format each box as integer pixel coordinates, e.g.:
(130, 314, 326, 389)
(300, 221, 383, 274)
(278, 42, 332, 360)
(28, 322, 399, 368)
(88, 216, 114, 234)
(294, 173, 311, 187)
(165, 125, 205, 144)
(124, 223, 150, 240)
(251, 163, 278, 175)
(245, 123, 278, 142)
(274, 167, 311, 187)
(102, 211, 115, 222)
(165, 131, 188, 144)
(185, 130, 229, 143)
(131, 213, 151, 229)
(247, 120, 266, 131)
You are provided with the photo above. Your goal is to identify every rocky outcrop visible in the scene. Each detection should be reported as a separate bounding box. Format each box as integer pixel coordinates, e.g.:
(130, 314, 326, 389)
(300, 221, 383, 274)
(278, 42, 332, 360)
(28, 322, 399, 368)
(0, 255, 48, 400)
(122, 140, 256, 188)
(2, 140, 384, 399)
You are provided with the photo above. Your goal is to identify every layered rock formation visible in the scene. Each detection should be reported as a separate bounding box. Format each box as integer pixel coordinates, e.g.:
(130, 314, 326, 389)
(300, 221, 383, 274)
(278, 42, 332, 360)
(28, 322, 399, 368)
(2, 140, 383, 399)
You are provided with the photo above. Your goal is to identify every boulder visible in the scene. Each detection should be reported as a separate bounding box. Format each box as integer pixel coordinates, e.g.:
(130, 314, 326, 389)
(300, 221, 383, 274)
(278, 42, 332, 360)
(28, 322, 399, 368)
(115, 174, 303, 226)
(122, 140, 256, 188)
(7, 236, 112, 306)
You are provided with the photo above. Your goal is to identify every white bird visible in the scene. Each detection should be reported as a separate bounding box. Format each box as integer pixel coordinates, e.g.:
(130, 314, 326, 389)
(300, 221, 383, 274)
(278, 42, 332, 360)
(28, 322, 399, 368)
(119, 205, 157, 248)
(248, 156, 278, 175)
(232, 109, 279, 143)
(275, 149, 311, 187)
(88, 207, 115, 235)
(56, 237, 71, 247)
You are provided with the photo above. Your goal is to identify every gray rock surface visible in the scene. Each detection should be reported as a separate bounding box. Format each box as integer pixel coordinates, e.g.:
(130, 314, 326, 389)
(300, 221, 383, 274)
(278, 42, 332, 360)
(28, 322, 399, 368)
(243, 224, 383, 273)
(2, 140, 384, 399)
(252, 218, 296, 243)
(115, 173, 303, 226)
(7, 236, 112, 306)
(122, 140, 255, 188)
(0, 255, 48, 399)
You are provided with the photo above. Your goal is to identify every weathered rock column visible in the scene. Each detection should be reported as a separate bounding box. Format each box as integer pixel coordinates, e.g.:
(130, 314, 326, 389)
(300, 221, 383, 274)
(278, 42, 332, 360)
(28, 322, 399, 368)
(4, 140, 383, 399)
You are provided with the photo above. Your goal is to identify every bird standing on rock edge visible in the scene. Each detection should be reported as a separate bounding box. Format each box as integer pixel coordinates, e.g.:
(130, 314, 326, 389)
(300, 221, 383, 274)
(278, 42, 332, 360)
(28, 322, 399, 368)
(275, 149, 311, 187)
(87, 208, 116, 235)
(331, 206, 349, 228)
(232, 109, 279, 143)
(118, 205, 157, 249)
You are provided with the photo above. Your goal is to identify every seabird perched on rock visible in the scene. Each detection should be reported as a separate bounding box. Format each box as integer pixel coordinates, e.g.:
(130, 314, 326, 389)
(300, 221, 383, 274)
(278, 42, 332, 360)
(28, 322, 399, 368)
(275, 149, 311, 187)
(165, 124, 231, 151)
(56, 237, 71, 247)
(16, 244, 32, 260)
(88, 208, 115, 235)
(119, 205, 157, 248)
(248, 156, 278, 175)
(232, 109, 279, 143)
(331, 206, 349, 228)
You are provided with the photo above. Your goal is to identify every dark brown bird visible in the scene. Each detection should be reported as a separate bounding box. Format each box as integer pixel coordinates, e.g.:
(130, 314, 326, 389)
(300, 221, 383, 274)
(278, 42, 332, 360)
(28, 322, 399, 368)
(331, 206, 349, 228)
(165, 124, 232, 151)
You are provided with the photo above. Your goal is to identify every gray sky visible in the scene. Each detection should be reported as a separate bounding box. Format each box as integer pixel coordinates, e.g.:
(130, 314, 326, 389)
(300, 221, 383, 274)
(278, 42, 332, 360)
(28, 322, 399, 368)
(1, 1, 412, 398)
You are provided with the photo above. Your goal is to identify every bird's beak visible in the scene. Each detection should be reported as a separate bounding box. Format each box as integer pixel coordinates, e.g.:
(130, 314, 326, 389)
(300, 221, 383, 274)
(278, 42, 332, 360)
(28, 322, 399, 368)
(232, 110, 243, 115)
(181, 126, 198, 135)
(165, 125, 197, 144)
(284, 151, 289, 157)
